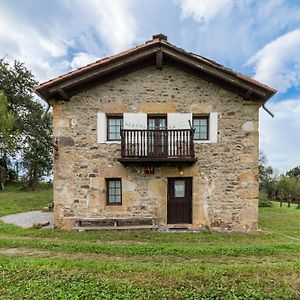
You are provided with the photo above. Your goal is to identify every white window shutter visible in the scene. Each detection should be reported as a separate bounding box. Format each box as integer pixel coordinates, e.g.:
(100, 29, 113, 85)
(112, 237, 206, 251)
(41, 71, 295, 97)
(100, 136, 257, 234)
(167, 113, 192, 129)
(123, 113, 147, 129)
(209, 112, 218, 143)
(97, 112, 107, 143)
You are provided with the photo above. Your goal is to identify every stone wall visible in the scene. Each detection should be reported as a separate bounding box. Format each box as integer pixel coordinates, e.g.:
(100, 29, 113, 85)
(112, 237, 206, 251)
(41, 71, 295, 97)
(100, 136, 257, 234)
(51, 65, 260, 231)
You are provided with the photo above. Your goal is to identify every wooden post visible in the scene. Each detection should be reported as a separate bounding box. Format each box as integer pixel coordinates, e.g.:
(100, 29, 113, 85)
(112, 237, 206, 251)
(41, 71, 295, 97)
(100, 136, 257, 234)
(288, 195, 291, 208)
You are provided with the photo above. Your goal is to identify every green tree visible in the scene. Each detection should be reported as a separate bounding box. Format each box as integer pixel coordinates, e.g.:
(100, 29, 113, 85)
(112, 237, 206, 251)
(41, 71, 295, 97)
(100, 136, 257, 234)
(286, 166, 300, 178)
(22, 112, 52, 189)
(277, 175, 300, 203)
(0, 92, 15, 150)
(259, 151, 278, 198)
(0, 58, 52, 189)
(0, 92, 16, 189)
(277, 175, 293, 199)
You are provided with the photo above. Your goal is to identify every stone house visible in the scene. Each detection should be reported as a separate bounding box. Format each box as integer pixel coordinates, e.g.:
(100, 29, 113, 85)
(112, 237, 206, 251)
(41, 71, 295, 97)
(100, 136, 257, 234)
(34, 34, 276, 231)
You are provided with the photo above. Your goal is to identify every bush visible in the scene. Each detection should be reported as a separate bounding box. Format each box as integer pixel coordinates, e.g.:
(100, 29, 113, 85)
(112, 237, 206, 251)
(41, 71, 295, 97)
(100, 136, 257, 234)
(258, 197, 273, 207)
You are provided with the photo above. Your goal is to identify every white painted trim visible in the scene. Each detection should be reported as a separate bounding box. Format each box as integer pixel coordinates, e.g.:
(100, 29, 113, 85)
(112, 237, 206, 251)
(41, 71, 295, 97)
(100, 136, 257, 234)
(97, 112, 107, 143)
(167, 113, 192, 129)
(209, 112, 218, 143)
(194, 140, 211, 144)
(124, 113, 147, 129)
(105, 141, 121, 144)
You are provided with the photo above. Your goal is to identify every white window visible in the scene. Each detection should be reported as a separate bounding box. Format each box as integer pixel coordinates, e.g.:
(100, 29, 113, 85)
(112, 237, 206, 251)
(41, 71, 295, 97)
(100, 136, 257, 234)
(97, 112, 218, 144)
(97, 113, 123, 143)
(192, 113, 218, 143)
(107, 116, 123, 141)
(97, 112, 147, 143)
(193, 116, 209, 140)
(166, 112, 218, 143)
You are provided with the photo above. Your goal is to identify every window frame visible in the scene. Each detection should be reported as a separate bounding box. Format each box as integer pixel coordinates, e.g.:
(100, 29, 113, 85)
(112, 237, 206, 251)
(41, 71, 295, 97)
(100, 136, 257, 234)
(106, 178, 122, 205)
(147, 115, 167, 130)
(193, 115, 209, 141)
(106, 116, 123, 141)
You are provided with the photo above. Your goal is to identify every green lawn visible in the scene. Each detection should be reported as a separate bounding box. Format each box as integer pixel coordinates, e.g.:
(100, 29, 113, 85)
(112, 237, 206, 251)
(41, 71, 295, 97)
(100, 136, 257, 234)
(0, 184, 52, 216)
(0, 187, 300, 299)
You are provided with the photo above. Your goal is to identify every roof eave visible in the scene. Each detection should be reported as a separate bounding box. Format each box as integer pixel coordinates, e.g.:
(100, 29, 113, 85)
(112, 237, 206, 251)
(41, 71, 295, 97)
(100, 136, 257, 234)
(34, 38, 277, 104)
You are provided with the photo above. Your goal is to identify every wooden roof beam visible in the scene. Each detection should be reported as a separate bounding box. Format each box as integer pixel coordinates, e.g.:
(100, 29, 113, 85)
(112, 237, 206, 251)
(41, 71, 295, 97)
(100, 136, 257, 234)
(156, 49, 163, 70)
(161, 46, 267, 98)
(57, 88, 69, 100)
(244, 89, 253, 100)
(49, 47, 157, 94)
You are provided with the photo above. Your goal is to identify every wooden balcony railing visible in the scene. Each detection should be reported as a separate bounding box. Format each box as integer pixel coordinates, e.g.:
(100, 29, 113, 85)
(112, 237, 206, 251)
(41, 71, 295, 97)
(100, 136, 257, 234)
(119, 129, 196, 163)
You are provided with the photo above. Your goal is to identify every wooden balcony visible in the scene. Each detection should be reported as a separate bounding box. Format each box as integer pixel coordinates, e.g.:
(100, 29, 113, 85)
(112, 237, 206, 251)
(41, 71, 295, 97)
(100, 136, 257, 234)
(119, 129, 196, 163)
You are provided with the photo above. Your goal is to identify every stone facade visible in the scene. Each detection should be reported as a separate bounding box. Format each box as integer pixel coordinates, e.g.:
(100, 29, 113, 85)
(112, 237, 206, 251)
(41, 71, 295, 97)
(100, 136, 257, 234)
(51, 65, 260, 231)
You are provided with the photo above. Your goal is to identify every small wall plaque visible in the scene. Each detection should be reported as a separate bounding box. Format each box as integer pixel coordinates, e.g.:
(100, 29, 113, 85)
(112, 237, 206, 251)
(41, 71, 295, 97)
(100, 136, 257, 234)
(144, 166, 155, 175)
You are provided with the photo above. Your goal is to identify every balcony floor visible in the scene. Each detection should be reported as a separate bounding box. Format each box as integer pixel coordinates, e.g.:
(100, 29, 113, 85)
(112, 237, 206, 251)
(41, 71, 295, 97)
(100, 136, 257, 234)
(118, 157, 197, 164)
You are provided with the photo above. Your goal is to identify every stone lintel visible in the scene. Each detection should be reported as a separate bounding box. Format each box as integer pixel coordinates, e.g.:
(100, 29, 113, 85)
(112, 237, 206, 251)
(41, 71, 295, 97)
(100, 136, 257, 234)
(138, 102, 176, 113)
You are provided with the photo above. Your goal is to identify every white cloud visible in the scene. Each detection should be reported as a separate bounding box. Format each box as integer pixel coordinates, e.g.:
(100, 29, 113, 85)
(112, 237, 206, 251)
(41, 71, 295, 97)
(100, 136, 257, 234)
(63, 0, 138, 54)
(260, 99, 300, 173)
(175, 0, 300, 74)
(0, 0, 138, 82)
(177, 0, 234, 23)
(70, 52, 100, 70)
(247, 29, 300, 93)
(255, 0, 300, 34)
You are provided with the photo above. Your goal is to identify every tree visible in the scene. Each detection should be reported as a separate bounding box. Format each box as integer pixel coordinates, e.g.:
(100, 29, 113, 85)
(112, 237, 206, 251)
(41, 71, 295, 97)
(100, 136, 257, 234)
(259, 151, 278, 198)
(286, 166, 300, 178)
(0, 92, 15, 149)
(22, 112, 52, 189)
(0, 58, 52, 189)
(0, 92, 16, 190)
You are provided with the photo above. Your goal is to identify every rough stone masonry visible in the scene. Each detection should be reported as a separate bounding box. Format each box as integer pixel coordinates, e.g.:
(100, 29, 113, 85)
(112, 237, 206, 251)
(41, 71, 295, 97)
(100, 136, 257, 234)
(50, 64, 260, 231)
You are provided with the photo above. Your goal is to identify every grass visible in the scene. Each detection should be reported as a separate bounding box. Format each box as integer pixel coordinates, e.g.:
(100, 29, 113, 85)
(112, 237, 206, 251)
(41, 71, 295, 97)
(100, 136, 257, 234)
(0, 185, 300, 299)
(0, 183, 52, 216)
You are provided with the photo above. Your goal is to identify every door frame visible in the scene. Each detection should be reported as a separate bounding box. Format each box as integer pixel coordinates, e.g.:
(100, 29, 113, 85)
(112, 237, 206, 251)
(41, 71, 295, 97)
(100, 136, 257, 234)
(167, 177, 193, 224)
(147, 116, 168, 157)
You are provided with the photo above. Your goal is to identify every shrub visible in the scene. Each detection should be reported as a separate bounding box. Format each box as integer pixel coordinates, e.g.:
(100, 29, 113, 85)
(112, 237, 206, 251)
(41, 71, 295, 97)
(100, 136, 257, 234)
(259, 193, 273, 207)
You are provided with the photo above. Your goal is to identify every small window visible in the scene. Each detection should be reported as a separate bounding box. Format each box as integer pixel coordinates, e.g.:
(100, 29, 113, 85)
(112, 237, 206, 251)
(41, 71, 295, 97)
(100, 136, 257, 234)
(174, 180, 185, 197)
(106, 178, 122, 205)
(193, 116, 209, 140)
(107, 116, 123, 141)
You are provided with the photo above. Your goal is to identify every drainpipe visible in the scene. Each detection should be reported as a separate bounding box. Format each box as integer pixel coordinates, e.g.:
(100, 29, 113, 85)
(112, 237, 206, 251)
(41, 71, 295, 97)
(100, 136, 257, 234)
(33, 88, 51, 120)
(262, 104, 274, 118)
(261, 90, 275, 118)
(41, 101, 50, 120)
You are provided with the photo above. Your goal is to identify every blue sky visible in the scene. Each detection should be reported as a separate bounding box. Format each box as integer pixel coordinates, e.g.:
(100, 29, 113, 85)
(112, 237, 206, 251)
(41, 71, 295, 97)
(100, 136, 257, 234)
(0, 0, 299, 173)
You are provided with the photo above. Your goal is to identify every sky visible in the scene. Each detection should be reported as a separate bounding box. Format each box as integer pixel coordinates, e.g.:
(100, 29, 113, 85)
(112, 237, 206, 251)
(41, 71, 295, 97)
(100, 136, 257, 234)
(0, 0, 299, 173)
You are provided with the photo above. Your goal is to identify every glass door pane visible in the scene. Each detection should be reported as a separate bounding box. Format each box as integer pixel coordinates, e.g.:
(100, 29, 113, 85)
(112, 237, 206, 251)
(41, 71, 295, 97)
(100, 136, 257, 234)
(174, 180, 185, 197)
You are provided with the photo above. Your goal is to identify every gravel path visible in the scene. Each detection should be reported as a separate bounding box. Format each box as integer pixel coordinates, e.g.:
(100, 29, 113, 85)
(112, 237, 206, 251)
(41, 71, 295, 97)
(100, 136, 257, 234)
(0, 211, 53, 228)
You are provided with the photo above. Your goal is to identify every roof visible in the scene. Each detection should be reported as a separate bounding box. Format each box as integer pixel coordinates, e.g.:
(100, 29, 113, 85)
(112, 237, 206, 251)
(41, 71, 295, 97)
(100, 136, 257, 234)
(34, 34, 276, 103)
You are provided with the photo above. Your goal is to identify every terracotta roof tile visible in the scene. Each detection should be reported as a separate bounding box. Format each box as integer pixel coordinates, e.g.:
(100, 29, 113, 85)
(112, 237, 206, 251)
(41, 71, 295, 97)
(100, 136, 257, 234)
(34, 35, 276, 100)
(36, 38, 161, 89)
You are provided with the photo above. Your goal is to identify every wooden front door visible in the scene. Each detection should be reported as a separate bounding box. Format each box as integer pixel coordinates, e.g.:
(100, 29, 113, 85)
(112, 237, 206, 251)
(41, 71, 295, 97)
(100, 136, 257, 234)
(167, 178, 192, 224)
(148, 116, 167, 157)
